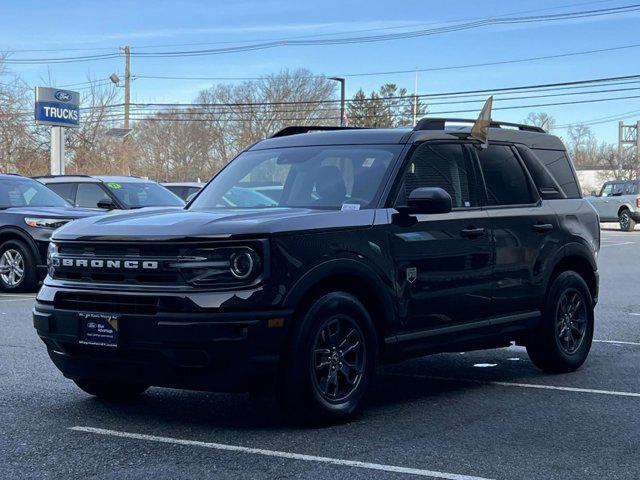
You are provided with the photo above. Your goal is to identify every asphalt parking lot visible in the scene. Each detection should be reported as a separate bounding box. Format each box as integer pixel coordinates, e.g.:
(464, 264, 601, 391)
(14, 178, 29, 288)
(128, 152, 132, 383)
(1, 225, 639, 480)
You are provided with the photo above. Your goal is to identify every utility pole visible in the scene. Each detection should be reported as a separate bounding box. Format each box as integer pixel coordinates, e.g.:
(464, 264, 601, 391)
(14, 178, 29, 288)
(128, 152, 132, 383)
(617, 120, 640, 178)
(412, 68, 419, 127)
(122, 45, 131, 175)
(329, 77, 346, 126)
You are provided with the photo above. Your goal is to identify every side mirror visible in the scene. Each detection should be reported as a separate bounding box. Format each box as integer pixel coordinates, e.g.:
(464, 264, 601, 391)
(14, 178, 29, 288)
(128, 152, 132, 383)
(404, 187, 452, 215)
(186, 192, 197, 203)
(96, 198, 116, 210)
(590, 191, 597, 197)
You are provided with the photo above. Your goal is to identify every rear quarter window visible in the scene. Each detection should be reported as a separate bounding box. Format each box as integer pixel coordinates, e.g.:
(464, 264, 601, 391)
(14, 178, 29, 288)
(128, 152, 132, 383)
(531, 149, 581, 198)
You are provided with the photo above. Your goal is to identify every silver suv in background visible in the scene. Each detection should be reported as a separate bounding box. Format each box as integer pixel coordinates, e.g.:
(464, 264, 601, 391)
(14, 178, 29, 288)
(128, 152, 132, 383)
(587, 180, 640, 231)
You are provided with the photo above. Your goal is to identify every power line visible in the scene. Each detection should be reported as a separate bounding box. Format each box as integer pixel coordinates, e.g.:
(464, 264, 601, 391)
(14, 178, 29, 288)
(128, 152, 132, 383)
(135, 42, 640, 82)
(1, 0, 615, 54)
(4, 4, 639, 64)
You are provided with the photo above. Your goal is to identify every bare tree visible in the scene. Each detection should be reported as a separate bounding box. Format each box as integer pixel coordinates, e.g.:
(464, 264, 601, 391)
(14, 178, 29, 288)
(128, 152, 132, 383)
(0, 53, 49, 175)
(133, 69, 337, 181)
(522, 112, 556, 131)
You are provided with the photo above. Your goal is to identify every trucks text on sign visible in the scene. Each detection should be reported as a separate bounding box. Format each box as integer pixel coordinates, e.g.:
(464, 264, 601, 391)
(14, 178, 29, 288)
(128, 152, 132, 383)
(34, 87, 80, 128)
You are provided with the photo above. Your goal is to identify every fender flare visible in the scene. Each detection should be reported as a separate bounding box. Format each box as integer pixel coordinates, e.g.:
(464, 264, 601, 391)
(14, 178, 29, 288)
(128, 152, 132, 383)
(0, 226, 42, 264)
(283, 257, 396, 336)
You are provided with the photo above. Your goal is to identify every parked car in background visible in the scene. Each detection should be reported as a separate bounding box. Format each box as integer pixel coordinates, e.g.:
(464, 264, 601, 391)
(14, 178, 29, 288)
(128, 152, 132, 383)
(161, 182, 205, 201)
(0, 174, 100, 292)
(36, 175, 185, 210)
(587, 180, 639, 231)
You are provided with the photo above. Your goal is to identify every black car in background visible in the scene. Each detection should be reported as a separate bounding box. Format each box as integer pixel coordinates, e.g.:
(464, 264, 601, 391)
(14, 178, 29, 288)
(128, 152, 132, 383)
(36, 175, 185, 210)
(34, 120, 600, 422)
(0, 175, 100, 292)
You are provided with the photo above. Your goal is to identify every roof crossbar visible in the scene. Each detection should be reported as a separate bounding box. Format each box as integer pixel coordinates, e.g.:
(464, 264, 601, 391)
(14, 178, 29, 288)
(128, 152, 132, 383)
(414, 117, 545, 133)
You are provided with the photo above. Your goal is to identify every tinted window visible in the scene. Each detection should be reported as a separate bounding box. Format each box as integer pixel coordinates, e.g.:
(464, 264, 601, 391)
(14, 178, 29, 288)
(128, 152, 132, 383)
(191, 145, 400, 210)
(46, 183, 77, 204)
(106, 182, 184, 208)
(625, 182, 639, 195)
(517, 147, 564, 199)
(477, 145, 535, 206)
(76, 183, 112, 208)
(0, 178, 70, 208)
(531, 149, 581, 198)
(612, 183, 625, 196)
(394, 142, 481, 208)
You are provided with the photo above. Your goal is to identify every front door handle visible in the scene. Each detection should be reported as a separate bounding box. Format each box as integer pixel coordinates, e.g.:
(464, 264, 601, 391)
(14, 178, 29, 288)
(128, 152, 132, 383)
(460, 227, 485, 239)
(532, 223, 554, 233)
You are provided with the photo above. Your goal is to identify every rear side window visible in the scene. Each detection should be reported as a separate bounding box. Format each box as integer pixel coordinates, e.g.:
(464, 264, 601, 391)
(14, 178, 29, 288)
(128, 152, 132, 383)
(476, 145, 535, 206)
(531, 149, 581, 198)
(624, 182, 638, 195)
(516, 147, 564, 199)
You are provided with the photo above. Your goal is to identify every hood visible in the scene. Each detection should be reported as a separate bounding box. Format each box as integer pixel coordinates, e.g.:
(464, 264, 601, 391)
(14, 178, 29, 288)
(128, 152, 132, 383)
(2, 205, 102, 219)
(52, 207, 376, 241)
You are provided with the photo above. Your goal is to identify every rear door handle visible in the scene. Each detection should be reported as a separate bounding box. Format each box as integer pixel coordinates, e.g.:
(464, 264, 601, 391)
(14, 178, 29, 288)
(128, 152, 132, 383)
(532, 223, 554, 233)
(460, 227, 485, 238)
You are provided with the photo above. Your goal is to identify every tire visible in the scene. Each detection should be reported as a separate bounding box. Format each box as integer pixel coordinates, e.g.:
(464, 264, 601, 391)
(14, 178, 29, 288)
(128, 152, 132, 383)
(277, 292, 377, 424)
(74, 379, 149, 401)
(618, 209, 636, 232)
(526, 271, 594, 373)
(0, 239, 38, 292)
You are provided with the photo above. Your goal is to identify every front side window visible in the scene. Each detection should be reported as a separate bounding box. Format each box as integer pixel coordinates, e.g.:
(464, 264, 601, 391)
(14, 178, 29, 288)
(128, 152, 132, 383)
(0, 178, 70, 208)
(394, 142, 481, 208)
(75, 183, 112, 208)
(600, 183, 613, 197)
(190, 145, 401, 210)
(477, 145, 535, 206)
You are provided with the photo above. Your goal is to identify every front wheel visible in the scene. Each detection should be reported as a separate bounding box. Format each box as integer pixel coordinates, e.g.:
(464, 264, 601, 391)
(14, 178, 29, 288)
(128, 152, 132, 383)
(74, 379, 149, 401)
(0, 240, 38, 292)
(619, 209, 636, 231)
(526, 271, 594, 373)
(278, 292, 377, 424)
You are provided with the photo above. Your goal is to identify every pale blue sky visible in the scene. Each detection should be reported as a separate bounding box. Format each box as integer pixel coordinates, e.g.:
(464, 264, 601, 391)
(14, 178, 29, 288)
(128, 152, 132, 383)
(2, 0, 640, 142)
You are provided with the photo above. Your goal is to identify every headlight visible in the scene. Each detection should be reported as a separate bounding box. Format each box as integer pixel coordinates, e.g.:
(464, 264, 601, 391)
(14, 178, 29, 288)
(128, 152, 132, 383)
(174, 246, 262, 287)
(47, 242, 59, 275)
(25, 218, 70, 229)
(230, 250, 255, 279)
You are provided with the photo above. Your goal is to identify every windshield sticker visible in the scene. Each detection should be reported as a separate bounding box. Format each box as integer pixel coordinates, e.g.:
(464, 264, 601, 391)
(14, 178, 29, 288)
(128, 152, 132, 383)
(107, 182, 122, 189)
(341, 203, 361, 211)
(362, 158, 375, 168)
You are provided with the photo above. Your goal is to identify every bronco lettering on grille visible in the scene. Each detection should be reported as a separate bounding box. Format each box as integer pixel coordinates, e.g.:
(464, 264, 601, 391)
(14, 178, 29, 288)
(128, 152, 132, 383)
(54, 258, 159, 270)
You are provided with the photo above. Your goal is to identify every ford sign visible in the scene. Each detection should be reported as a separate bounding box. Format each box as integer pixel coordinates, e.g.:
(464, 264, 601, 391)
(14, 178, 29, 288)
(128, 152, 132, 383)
(54, 90, 72, 102)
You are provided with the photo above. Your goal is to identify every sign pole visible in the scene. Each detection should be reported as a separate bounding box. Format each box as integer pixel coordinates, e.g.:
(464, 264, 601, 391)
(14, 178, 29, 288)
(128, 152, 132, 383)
(50, 126, 65, 175)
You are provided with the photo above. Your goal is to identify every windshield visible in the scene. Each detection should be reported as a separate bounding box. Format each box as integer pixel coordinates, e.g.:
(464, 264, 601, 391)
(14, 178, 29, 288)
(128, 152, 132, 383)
(105, 182, 185, 208)
(190, 145, 400, 210)
(0, 178, 70, 208)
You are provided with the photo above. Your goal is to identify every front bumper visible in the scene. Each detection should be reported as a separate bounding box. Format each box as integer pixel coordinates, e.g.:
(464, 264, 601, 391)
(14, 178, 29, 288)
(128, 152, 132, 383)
(33, 294, 292, 393)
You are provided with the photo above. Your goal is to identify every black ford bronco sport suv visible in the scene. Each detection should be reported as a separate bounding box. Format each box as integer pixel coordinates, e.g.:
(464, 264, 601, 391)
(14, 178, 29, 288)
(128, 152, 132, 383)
(34, 119, 600, 422)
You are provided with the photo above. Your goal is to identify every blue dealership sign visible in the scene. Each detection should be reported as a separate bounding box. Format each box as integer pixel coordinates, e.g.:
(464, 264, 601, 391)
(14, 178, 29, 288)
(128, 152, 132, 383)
(35, 87, 80, 128)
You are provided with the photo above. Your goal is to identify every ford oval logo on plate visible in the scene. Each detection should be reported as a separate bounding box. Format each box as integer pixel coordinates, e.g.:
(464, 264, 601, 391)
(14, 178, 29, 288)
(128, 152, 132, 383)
(54, 90, 72, 102)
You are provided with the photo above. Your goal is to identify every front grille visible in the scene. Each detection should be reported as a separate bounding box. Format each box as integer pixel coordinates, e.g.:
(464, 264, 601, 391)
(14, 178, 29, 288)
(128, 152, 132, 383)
(55, 292, 160, 315)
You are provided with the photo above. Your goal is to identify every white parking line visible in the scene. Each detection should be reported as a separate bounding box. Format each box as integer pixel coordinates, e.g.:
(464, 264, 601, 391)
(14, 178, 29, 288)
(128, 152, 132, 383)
(387, 374, 640, 399)
(629, 313, 640, 317)
(594, 339, 640, 346)
(70, 426, 494, 480)
(600, 242, 635, 247)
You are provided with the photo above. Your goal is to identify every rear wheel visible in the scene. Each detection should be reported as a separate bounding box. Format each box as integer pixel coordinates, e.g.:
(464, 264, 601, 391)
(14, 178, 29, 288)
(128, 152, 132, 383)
(526, 271, 594, 373)
(74, 379, 149, 401)
(619, 209, 636, 231)
(278, 292, 377, 424)
(0, 240, 37, 292)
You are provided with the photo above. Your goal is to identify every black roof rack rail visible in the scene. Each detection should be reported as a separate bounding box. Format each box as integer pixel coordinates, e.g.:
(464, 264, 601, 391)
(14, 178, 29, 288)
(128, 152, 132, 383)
(271, 126, 365, 138)
(414, 117, 546, 133)
(33, 174, 94, 179)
